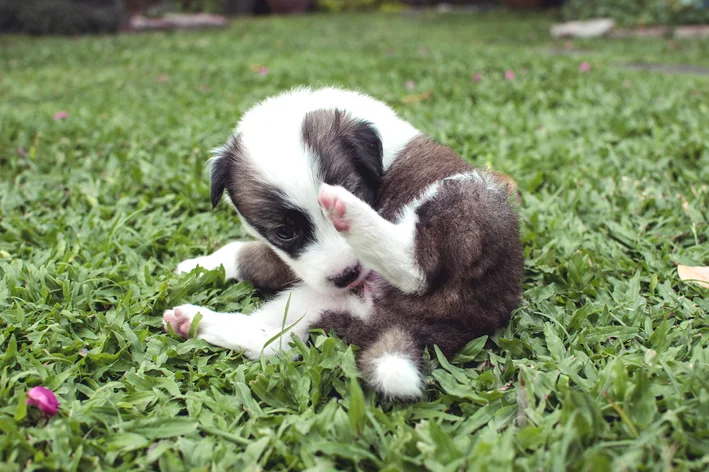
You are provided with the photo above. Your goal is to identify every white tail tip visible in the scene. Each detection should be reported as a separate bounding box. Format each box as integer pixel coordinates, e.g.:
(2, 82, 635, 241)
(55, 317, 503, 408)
(370, 353, 423, 399)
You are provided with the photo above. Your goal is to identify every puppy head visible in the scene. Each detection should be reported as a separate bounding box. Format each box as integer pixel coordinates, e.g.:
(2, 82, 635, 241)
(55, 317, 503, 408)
(210, 104, 382, 294)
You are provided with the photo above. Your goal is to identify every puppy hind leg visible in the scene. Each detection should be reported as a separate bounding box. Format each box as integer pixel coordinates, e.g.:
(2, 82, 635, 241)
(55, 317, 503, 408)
(318, 184, 426, 294)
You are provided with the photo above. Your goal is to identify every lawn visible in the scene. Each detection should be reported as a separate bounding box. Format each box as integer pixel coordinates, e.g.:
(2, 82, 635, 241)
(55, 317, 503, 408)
(1, 11, 709, 471)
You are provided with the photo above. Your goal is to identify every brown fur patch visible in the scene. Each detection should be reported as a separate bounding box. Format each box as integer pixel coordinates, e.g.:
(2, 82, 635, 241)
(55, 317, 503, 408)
(375, 135, 470, 221)
(236, 242, 298, 293)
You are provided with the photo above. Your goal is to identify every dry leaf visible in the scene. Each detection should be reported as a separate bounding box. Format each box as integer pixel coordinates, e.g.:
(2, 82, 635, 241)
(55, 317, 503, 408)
(401, 91, 431, 104)
(499, 379, 514, 391)
(677, 193, 690, 217)
(490, 171, 520, 203)
(678, 265, 709, 288)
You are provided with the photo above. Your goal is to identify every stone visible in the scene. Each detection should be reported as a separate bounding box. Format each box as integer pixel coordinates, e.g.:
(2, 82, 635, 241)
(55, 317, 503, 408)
(128, 13, 227, 32)
(675, 25, 709, 39)
(551, 18, 615, 39)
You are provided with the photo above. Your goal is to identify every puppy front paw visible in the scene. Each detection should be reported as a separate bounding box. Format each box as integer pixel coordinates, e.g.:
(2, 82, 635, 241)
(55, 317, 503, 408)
(162, 304, 212, 338)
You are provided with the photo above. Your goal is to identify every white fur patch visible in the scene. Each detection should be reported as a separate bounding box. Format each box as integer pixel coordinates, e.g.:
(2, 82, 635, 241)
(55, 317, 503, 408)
(237, 87, 421, 170)
(371, 353, 423, 399)
(175, 241, 244, 280)
(443, 171, 503, 192)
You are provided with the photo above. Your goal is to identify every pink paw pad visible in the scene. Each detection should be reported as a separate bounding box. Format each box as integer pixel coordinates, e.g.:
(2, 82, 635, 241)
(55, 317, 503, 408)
(163, 308, 192, 338)
(318, 187, 350, 232)
(318, 187, 350, 231)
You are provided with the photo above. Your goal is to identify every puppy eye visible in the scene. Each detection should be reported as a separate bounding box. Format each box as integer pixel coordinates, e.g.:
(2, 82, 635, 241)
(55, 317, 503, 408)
(275, 226, 296, 241)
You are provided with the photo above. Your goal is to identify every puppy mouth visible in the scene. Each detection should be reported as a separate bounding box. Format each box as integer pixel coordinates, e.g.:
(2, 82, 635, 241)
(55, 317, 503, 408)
(347, 269, 373, 293)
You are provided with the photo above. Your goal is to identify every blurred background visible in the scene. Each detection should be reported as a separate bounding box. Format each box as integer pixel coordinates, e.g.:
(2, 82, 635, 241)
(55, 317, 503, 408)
(1, 0, 708, 36)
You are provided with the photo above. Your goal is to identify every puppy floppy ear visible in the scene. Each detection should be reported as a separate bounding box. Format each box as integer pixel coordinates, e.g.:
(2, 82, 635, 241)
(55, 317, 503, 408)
(302, 109, 383, 205)
(210, 156, 229, 208)
(343, 117, 383, 188)
(210, 134, 241, 209)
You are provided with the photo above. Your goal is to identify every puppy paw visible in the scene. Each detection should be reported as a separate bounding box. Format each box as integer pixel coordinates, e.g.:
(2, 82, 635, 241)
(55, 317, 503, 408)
(318, 184, 355, 232)
(163, 304, 211, 338)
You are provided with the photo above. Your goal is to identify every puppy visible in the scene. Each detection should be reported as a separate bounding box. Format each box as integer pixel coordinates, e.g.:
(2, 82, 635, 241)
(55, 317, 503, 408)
(163, 87, 523, 399)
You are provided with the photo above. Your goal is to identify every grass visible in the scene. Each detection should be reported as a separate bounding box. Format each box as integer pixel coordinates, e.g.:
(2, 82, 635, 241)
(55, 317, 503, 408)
(1, 10, 709, 471)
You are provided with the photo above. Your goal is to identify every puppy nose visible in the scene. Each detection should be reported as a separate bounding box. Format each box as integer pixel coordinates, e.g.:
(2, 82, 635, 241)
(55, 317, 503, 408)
(329, 264, 361, 288)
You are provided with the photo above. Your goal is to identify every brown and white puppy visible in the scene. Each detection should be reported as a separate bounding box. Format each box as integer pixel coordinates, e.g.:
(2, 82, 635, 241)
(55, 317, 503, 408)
(163, 87, 523, 399)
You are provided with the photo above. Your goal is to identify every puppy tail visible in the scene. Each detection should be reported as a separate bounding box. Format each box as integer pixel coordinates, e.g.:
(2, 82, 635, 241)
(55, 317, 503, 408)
(359, 326, 423, 400)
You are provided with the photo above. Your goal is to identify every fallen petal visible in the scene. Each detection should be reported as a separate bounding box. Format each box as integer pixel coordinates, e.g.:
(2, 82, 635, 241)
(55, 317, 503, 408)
(248, 64, 269, 75)
(53, 111, 68, 121)
(26, 386, 59, 416)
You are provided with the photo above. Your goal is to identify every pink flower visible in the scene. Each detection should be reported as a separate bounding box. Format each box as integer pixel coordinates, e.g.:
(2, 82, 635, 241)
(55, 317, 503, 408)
(257, 66, 268, 76)
(26, 386, 59, 416)
(405, 80, 416, 90)
(472, 73, 482, 82)
(579, 61, 591, 72)
(53, 111, 68, 121)
(17, 148, 26, 157)
(504, 70, 516, 80)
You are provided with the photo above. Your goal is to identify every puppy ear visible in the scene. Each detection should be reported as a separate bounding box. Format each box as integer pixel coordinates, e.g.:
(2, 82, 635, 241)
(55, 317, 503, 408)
(210, 156, 228, 208)
(302, 109, 384, 205)
(345, 118, 383, 187)
(209, 135, 241, 209)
